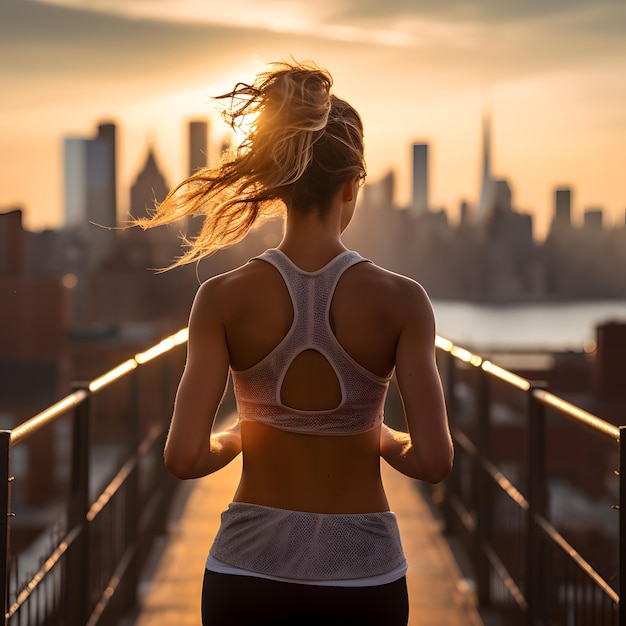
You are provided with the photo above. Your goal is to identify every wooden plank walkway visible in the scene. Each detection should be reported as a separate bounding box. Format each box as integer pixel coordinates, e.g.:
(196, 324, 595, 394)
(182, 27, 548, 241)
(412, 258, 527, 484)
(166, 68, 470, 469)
(131, 457, 482, 626)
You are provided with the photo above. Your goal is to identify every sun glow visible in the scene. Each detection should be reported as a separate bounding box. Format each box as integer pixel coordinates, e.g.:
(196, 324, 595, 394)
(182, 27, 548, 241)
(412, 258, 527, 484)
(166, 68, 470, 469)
(113, 58, 265, 195)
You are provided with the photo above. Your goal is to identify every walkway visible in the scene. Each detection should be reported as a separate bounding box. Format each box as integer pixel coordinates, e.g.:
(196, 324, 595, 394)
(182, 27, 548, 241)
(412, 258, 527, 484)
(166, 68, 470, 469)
(131, 457, 483, 626)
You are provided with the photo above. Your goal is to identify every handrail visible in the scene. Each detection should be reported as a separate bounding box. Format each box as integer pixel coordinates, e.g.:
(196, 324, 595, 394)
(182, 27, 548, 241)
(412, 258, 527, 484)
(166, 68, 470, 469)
(14, 330, 614, 445)
(532, 388, 620, 441)
(435, 334, 620, 442)
(2, 328, 621, 625)
(10, 390, 89, 447)
(435, 332, 623, 625)
(9, 328, 189, 448)
(2, 325, 189, 625)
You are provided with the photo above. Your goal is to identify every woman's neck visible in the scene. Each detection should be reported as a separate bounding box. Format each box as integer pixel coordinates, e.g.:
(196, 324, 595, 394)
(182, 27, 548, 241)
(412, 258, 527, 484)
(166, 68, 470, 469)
(278, 209, 347, 271)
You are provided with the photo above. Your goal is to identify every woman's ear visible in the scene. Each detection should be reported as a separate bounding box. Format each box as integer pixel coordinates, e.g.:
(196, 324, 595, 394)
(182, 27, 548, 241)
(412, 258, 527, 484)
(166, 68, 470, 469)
(341, 177, 357, 202)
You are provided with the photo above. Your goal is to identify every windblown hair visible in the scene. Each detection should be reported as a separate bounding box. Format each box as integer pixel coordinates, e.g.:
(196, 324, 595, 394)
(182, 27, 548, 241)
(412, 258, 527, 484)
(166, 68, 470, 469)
(135, 61, 366, 267)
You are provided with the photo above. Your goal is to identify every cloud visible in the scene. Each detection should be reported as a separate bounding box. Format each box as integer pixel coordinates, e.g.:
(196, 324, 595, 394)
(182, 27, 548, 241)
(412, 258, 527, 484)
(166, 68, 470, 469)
(20, 0, 624, 86)
(1, 0, 418, 97)
(27, 0, 626, 53)
(2, 0, 241, 74)
(3, 0, 625, 112)
(335, 0, 625, 25)
(2, 0, 294, 111)
(18, 0, 415, 47)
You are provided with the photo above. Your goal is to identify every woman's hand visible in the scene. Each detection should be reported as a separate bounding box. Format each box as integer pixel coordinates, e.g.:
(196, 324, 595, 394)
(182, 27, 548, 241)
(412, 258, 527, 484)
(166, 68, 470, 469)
(208, 419, 242, 470)
(379, 424, 424, 480)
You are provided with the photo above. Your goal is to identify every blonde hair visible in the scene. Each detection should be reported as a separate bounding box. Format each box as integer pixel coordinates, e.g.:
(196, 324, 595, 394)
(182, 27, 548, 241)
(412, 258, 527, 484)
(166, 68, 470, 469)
(135, 60, 366, 267)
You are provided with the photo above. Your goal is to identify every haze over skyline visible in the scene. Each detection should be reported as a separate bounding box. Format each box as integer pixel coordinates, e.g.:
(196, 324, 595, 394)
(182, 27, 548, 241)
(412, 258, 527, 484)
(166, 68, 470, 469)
(2, 0, 625, 239)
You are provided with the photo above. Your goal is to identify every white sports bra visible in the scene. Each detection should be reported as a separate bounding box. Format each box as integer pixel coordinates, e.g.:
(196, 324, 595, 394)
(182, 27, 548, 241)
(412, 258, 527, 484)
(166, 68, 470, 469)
(231, 249, 391, 435)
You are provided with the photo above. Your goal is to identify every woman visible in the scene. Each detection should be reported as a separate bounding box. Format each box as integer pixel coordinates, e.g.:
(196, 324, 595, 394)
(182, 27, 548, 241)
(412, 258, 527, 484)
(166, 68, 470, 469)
(141, 61, 453, 625)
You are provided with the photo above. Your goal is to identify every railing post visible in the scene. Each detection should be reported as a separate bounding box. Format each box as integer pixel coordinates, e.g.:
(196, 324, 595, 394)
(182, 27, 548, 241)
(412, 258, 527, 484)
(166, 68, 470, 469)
(0, 431, 11, 626)
(65, 384, 92, 626)
(155, 349, 177, 533)
(526, 384, 548, 626)
(121, 367, 141, 613)
(618, 426, 626, 626)
(441, 348, 457, 417)
(440, 349, 458, 534)
(474, 366, 492, 607)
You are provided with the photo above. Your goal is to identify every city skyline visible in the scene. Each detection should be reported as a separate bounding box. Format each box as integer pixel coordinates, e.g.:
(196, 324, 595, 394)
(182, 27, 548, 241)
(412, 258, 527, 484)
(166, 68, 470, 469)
(2, 0, 625, 238)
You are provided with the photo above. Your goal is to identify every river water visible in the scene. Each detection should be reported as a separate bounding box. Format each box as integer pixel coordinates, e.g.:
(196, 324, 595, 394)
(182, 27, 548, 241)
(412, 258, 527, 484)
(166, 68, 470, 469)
(431, 300, 626, 351)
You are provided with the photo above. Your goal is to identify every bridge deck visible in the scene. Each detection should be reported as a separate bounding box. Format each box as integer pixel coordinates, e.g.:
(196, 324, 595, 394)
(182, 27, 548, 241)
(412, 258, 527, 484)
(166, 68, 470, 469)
(131, 457, 482, 626)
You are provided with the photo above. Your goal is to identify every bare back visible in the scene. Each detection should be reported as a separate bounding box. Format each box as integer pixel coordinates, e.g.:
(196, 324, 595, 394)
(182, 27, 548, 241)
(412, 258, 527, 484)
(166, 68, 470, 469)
(209, 253, 420, 513)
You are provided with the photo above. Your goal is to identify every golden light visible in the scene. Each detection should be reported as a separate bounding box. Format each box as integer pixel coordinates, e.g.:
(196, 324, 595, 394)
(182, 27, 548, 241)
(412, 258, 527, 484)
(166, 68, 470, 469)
(61, 273, 78, 289)
(135, 328, 188, 364)
(115, 57, 266, 183)
(583, 339, 597, 354)
(450, 346, 476, 364)
(436, 337, 482, 366)
(482, 361, 531, 391)
(435, 336, 454, 352)
(468, 354, 483, 367)
(173, 328, 189, 345)
(135, 339, 175, 365)
(89, 359, 137, 392)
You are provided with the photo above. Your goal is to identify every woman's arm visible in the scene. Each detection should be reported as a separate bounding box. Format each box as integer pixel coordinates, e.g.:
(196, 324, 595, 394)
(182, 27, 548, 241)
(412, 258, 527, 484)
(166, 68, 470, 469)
(385, 279, 454, 483)
(164, 279, 241, 479)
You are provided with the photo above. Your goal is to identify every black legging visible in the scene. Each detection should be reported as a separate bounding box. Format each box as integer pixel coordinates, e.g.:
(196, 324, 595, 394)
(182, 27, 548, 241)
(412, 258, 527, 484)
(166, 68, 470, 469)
(202, 569, 409, 626)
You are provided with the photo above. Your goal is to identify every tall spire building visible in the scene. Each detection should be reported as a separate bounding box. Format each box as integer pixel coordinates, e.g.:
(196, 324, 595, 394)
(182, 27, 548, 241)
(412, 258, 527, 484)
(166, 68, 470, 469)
(477, 113, 495, 222)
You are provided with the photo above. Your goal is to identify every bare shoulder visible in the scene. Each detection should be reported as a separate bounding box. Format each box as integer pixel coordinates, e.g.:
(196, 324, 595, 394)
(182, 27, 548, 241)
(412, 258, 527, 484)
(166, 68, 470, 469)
(199, 260, 266, 291)
(349, 261, 435, 324)
(193, 258, 282, 317)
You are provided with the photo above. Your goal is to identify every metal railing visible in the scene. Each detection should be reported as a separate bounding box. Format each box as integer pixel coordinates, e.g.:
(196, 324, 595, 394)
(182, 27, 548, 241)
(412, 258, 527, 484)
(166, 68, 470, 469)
(0, 329, 188, 625)
(434, 336, 623, 625)
(0, 329, 622, 625)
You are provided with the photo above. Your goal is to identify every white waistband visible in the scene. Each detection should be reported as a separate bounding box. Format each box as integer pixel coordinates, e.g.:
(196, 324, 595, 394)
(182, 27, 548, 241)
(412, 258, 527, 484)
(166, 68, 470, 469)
(208, 502, 407, 583)
(205, 555, 408, 587)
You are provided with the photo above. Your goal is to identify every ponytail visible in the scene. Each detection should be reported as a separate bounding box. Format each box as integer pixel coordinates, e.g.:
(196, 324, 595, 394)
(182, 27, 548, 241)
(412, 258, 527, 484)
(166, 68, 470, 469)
(135, 61, 365, 268)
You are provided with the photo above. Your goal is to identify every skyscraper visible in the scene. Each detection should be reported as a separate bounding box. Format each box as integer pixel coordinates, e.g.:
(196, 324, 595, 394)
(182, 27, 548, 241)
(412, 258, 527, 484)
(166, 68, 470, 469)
(64, 137, 88, 230)
(188, 119, 209, 175)
(63, 122, 117, 268)
(411, 143, 428, 214)
(95, 122, 117, 223)
(184, 120, 210, 239)
(554, 187, 572, 227)
(583, 208, 603, 231)
(362, 170, 395, 209)
(0, 209, 24, 276)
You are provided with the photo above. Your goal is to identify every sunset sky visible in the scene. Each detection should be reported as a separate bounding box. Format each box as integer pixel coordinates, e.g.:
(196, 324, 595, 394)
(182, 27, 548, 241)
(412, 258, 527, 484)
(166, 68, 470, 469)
(2, 0, 625, 239)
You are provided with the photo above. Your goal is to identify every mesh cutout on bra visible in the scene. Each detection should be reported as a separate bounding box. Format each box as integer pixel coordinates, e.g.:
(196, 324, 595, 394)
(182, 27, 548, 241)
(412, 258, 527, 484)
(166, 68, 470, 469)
(280, 348, 341, 410)
(231, 249, 391, 435)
